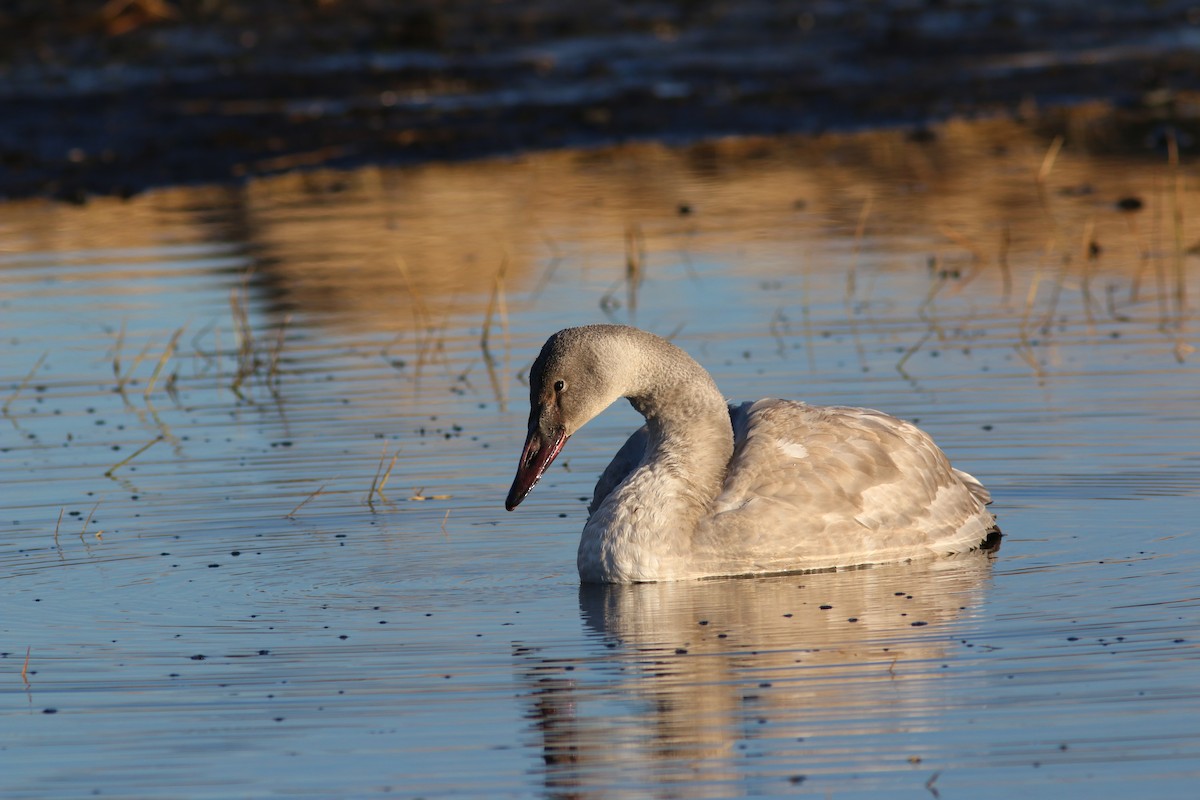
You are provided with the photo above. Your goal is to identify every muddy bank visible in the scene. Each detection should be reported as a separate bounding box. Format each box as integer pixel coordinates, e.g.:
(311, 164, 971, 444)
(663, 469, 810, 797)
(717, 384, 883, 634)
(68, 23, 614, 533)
(4, 1, 1200, 201)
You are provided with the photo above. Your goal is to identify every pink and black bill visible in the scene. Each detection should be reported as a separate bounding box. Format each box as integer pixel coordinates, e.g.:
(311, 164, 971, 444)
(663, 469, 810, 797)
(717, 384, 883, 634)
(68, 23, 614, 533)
(505, 425, 569, 510)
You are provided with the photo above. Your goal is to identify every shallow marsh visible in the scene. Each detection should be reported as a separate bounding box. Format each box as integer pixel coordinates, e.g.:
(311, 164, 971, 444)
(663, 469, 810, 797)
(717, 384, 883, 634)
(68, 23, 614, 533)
(2, 119, 1199, 798)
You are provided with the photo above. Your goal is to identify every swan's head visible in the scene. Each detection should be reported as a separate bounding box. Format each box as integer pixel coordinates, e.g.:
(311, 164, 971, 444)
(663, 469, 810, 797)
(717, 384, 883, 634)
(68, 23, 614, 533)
(506, 326, 634, 510)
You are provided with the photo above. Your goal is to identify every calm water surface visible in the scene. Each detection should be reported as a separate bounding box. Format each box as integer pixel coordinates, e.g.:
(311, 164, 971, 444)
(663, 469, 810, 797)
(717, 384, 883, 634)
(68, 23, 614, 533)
(2, 120, 1199, 798)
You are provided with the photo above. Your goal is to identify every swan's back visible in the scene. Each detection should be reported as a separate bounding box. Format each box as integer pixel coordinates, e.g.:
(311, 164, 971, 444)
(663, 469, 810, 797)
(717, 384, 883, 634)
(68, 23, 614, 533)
(689, 399, 997, 575)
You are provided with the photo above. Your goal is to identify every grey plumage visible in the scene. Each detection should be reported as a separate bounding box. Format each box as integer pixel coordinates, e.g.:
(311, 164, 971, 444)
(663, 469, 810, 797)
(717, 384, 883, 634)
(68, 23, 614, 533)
(507, 325, 999, 583)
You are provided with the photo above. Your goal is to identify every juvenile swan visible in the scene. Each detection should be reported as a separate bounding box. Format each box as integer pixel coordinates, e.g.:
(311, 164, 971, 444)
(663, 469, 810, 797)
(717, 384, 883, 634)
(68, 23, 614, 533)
(506, 325, 999, 583)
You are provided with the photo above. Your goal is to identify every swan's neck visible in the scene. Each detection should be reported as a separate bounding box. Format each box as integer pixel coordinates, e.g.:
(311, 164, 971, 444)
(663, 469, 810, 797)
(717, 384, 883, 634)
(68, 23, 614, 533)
(579, 333, 733, 582)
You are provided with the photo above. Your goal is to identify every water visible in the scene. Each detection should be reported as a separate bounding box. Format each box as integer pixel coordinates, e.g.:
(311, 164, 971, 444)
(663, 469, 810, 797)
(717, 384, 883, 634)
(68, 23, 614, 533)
(2, 119, 1199, 798)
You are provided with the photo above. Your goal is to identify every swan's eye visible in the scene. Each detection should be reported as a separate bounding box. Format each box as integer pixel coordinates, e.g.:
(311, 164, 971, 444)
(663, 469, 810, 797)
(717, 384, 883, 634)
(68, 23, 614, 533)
(553, 379, 566, 393)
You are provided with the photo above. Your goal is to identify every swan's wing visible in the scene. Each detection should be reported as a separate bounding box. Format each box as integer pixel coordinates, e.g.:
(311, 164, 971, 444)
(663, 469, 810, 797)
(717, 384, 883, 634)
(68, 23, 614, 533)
(706, 399, 995, 570)
(589, 425, 649, 516)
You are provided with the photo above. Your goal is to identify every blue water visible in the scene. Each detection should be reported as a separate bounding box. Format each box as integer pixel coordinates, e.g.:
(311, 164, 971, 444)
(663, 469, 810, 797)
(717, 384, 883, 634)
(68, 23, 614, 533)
(2, 125, 1199, 798)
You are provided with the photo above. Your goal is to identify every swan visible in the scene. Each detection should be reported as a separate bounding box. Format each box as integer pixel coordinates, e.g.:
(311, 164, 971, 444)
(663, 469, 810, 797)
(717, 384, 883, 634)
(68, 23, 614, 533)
(505, 324, 999, 583)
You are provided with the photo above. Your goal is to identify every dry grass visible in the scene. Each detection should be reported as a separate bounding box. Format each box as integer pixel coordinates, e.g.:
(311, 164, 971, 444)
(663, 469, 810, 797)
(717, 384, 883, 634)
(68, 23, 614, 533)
(408, 488, 452, 501)
(600, 224, 648, 319)
(1035, 134, 1064, 185)
(480, 258, 511, 410)
(625, 223, 646, 314)
(144, 325, 185, 398)
(367, 445, 401, 509)
(2, 352, 48, 417)
(266, 314, 291, 390)
(104, 435, 164, 478)
(20, 647, 31, 687)
(845, 194, 874, 304)
(79, 501, 102, 541)
(229, 273, 258, 399)
(393, 255, 457, 382)
(479, 258, 510, 355)
(115, 337, 155, 394)
(285, 481, 334, 518)
(997, 225, 1013, 301)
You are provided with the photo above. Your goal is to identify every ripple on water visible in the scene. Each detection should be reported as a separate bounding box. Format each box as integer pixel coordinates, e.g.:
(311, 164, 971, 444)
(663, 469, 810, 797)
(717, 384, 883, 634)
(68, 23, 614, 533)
(2, 123, 1199, 797)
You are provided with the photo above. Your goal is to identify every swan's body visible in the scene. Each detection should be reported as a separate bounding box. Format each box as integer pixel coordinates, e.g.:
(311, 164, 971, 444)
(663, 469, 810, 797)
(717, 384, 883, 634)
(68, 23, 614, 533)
(506, 325, 998, 583)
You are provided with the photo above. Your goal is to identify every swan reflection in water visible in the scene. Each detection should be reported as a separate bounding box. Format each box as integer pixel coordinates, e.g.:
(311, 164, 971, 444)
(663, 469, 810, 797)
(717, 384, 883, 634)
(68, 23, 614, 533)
(516, 550, 997, 798)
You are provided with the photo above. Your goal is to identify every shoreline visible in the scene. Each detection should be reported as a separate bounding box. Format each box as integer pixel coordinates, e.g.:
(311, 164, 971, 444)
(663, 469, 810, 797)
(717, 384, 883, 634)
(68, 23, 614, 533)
(3, 1, 1200, 201)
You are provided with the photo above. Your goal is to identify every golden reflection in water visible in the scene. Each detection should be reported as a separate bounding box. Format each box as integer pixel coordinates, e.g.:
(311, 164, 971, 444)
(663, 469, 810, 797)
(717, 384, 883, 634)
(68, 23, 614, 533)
(0, 111, 1194, 338)
(518, 554, 995, 798)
